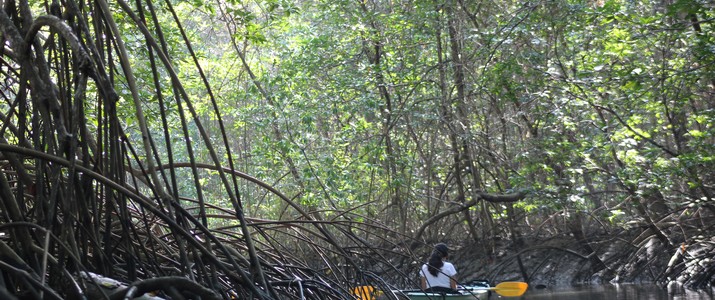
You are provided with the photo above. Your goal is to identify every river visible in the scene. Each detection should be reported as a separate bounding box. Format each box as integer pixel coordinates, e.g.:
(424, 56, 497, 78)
(517, 284, 713, 300)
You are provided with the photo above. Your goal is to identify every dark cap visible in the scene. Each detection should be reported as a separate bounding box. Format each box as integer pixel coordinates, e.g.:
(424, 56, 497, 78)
(434, 243, 449, 256)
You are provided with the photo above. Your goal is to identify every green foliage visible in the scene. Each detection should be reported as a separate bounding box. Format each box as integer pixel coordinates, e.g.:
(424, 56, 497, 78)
(105, 0, 714, 237)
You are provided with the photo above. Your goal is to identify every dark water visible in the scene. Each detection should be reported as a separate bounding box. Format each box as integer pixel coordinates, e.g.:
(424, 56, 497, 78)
(514, 284, 714, 300)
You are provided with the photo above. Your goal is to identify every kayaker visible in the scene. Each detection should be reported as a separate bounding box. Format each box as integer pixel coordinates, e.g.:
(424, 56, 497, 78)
(420, 243, 458, 294)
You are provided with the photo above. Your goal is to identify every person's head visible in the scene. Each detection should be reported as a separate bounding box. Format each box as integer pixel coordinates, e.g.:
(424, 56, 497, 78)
(434, 243, 449, 258)
(427, 243, 449, 277)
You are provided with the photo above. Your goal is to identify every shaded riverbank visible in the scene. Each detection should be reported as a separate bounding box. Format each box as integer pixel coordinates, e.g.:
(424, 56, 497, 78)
(447, 228, 715, 292)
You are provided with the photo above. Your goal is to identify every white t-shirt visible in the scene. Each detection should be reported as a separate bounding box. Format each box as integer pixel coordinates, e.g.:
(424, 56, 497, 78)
(420, 262, 457, 289)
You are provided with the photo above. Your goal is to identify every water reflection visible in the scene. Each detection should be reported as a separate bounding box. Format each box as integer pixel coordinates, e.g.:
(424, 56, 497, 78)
(511, 284, 713, 300)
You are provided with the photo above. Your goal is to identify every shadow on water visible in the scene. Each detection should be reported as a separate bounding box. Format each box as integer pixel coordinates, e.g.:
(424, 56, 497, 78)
(510, 284, 714, 300)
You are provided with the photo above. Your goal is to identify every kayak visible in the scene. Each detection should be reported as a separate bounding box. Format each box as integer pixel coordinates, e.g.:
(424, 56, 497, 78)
(402, 289, 487, 300)
(398, 280, 496, 300)
(379, 281, 527, 300)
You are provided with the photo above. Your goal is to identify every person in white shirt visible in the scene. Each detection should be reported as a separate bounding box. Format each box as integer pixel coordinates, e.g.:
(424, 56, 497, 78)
(420, 243, 458, 293)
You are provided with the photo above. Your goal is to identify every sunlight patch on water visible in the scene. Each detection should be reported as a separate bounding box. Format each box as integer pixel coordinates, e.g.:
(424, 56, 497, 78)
(521, 284, 713, 300)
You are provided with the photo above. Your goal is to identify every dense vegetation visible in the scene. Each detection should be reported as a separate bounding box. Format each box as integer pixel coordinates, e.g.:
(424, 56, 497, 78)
(0, 0, 713, 299)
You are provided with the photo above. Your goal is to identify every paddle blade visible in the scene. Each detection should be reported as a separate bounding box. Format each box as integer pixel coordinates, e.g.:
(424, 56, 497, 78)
(352, 286, 384, 300)
(493, 282, 528, 297)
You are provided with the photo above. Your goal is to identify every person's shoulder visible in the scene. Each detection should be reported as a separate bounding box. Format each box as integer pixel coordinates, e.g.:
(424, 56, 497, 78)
(442, 261, 457, 276)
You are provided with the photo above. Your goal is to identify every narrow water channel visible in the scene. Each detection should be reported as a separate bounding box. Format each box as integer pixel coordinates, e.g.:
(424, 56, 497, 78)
(514, 284, 713, 300)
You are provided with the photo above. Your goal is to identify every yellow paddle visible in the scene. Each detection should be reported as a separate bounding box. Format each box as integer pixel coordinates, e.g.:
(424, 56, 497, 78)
(352, 285, 384, 300)
(488, 281, 529, 297)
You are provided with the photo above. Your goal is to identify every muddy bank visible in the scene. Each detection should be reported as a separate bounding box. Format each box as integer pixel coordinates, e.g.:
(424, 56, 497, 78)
(447, 229, 715, 292)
